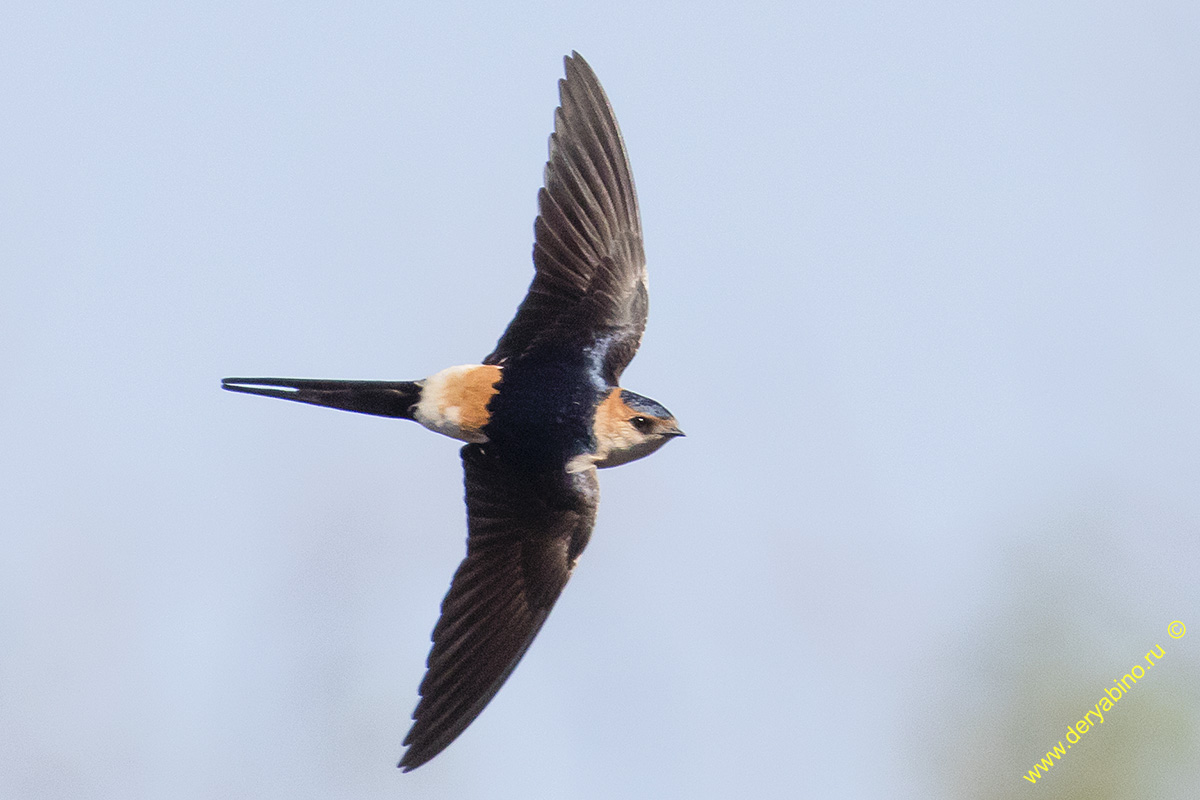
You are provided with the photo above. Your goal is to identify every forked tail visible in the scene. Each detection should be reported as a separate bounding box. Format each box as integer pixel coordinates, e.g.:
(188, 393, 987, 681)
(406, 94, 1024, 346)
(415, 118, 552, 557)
(222, 377, 423, 419)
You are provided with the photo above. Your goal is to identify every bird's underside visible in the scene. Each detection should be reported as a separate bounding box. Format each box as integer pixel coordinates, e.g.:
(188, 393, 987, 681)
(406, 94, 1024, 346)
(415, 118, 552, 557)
(222, 51, 672, 772)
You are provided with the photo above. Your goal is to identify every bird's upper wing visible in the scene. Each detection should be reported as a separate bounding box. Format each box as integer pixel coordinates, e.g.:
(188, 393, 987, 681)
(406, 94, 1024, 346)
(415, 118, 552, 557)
(484, 52, 647, 384)
(398, 444, 598, 771)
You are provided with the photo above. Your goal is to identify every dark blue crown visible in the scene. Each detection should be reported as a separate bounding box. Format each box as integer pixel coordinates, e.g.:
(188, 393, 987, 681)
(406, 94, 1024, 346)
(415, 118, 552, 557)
(619, 390, 674, 419)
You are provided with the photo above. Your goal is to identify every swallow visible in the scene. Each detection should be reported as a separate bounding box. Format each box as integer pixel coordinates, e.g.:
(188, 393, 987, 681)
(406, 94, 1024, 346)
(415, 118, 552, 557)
(223, 52, 682, 771)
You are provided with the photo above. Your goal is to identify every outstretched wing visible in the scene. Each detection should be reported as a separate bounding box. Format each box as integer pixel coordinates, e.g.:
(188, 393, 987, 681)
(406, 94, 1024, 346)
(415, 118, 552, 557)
(484, 52, 647, 383)
(398, 445, 598, 771)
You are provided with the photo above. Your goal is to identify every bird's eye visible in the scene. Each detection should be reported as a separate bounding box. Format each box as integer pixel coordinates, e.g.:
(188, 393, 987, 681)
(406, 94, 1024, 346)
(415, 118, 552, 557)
(630, 416, 654, 433)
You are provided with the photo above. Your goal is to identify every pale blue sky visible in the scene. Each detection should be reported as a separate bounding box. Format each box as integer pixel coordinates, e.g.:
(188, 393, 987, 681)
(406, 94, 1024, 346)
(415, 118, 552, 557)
(3, 2, 1198, 798)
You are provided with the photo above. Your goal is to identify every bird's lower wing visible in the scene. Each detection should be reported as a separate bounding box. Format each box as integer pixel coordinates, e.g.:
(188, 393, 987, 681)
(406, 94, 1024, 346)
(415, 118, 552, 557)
(398, 445, 598, 771)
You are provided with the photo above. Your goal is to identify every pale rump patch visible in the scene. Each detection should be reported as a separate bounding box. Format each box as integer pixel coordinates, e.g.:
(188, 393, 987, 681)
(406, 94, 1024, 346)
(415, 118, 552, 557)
(414, 364, 502, 443)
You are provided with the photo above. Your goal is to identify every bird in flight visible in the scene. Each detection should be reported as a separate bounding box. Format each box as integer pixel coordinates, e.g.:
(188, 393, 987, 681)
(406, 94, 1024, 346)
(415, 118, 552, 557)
(223, 52, 682, 771)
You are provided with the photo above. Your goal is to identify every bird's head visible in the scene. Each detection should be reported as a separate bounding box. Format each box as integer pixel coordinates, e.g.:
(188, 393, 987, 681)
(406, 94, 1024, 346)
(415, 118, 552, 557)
(591, 389, 684, 469)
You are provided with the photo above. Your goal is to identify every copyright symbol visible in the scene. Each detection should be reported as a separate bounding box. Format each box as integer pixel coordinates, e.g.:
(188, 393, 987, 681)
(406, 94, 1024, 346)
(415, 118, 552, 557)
(1168, 621, 1186, 639)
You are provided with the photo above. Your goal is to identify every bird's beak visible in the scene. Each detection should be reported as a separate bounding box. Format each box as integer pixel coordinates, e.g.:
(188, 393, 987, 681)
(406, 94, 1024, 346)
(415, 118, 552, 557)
(664, 423, 686, 438)
(221, 377, 421, 419)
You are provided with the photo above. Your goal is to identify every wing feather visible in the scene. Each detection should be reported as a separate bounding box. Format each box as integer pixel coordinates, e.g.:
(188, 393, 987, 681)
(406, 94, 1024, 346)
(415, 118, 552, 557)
(398, 445, 598, 771)
(485, 53, 647, 381)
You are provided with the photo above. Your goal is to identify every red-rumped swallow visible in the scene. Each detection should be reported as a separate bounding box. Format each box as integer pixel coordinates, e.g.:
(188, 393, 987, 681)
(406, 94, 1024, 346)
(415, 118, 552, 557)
(223, 52, 682, 771)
